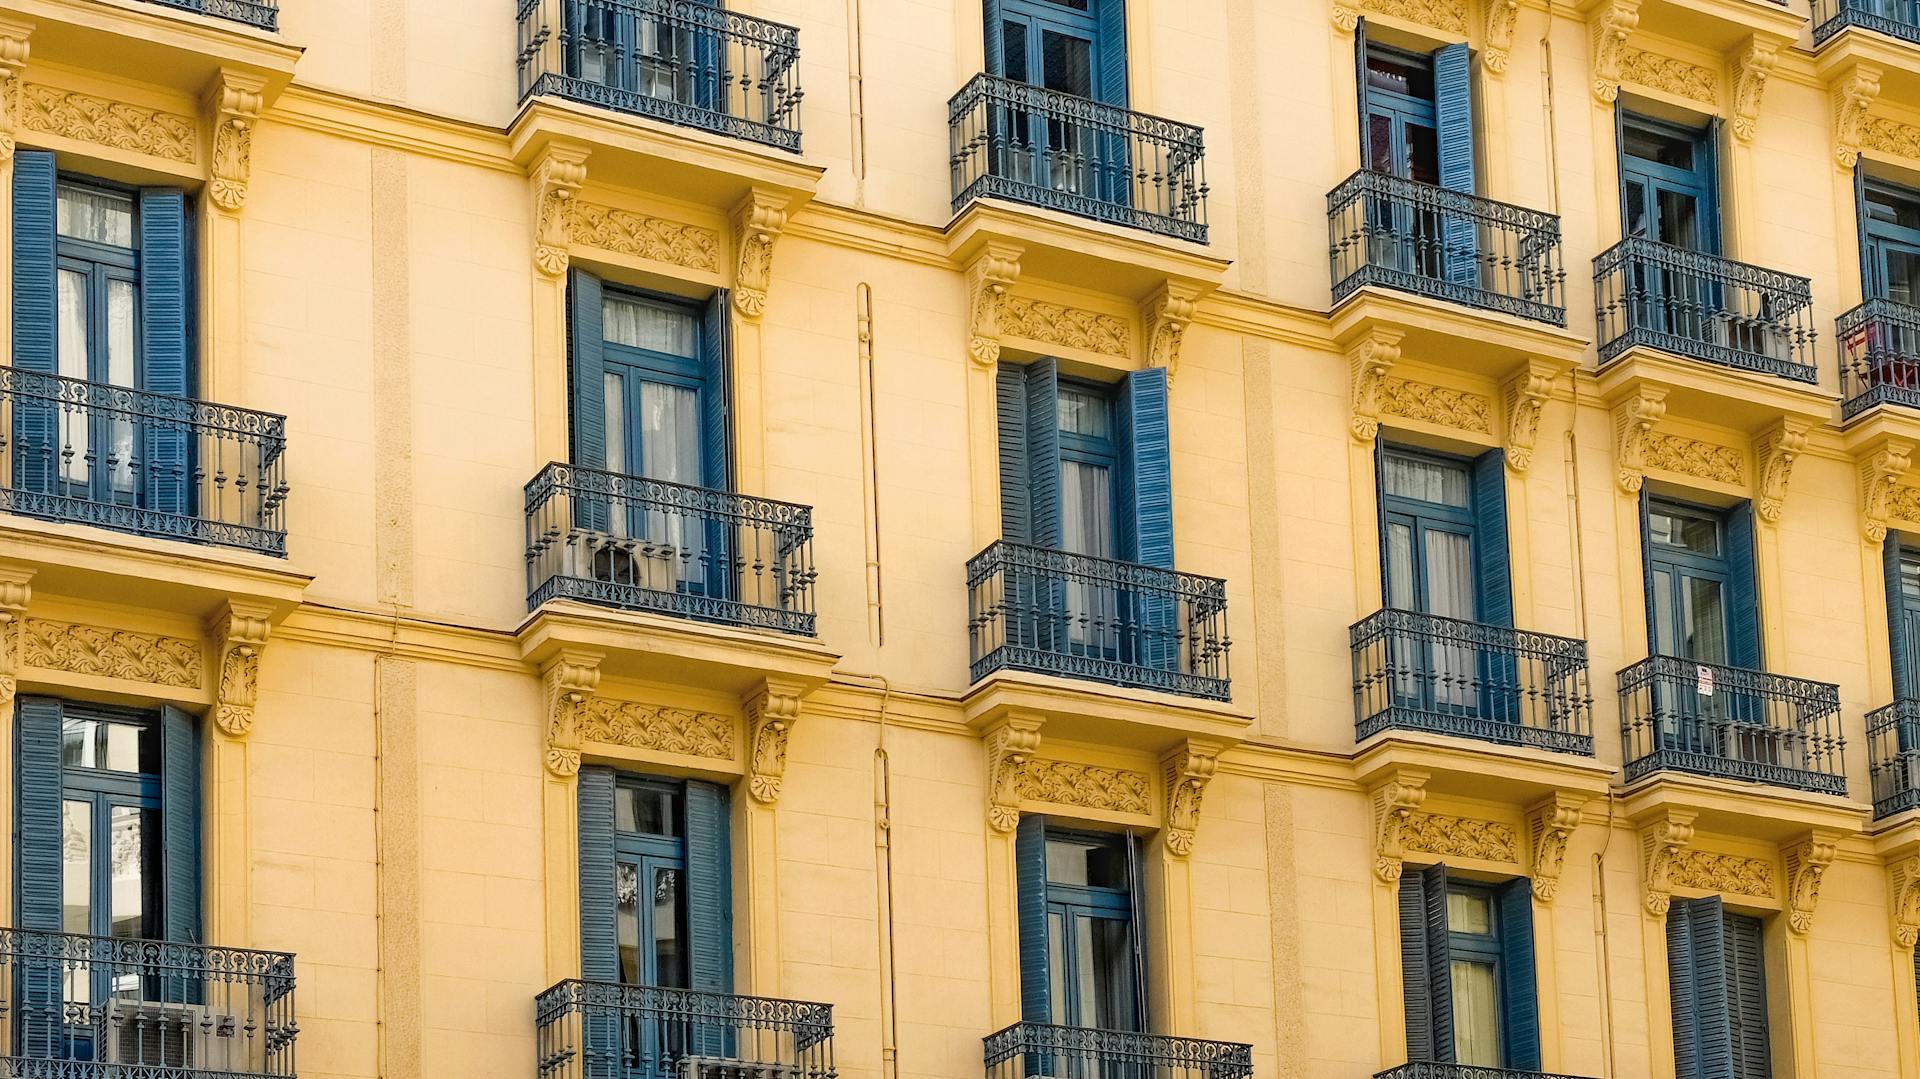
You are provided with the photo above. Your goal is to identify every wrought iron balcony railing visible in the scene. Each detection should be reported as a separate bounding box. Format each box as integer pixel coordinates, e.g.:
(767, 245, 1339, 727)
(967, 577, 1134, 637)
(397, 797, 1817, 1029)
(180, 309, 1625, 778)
(524, 462, 817, 636)
(517, 0, 803, 153)
(1351, 608, 1594, 756)
(949, 74, 1208, 244)
(0, 928, 297, 1078)
(1375, 1067, 1600, 1079)
(1619, 656, 1847, 796)
(967, 540, 1230, 701)
(1868, 698, 1920, 818)
(1594, 237, 1817, 382)
(984, 1023, 1253, 1079)
(1813, 0, 1920, 47)
(138, 0, 278, 31)
(1328, 170, 1567, 326)
(1838, 298, 1920, 419)
(0, 368, 289, 555)
(535, 979, 834, 1079)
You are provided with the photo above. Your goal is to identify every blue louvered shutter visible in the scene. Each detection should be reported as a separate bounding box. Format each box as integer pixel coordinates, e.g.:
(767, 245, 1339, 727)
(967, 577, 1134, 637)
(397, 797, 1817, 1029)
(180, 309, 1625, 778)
(1641, 488, 1660, 655)
(1670, 896, 1735, 1079)
(1421, 863, 1456, 1062)
(1396, 864, 1436, 1060)
(12, 151, 58, 496)
(1355, 20, 1373, 168)
(1498, 878, 1540, 1070)
(1726, 503, 1761, 669)
(1015, 814, 1050, 1023)
(1433, 43, 1479, 285)
(1472, 450, 1516, 722)
(1724, 912, 1770, 1079)
(577, 767, 619, 982)
(159, 706, 201, 944)
(1123, 368, 1176, 671)
(1702, 119, 1724, 254)
(1858, 162, 1877, 297)
(1888, 534, 1913, 699)
(700, 291, 733, 491)
(1025, 360, 1062, 548)
(1093, 0, 1128, 106)
(141, 190, 194, 519)
(568, 270, 610, 533)
(685, 779, 734, 1057)
(998, 362, 1032, 543)
(14, 696, 63, 1059)
(1667, 899, 1702, 1079)
(983, 0, 1007, 76)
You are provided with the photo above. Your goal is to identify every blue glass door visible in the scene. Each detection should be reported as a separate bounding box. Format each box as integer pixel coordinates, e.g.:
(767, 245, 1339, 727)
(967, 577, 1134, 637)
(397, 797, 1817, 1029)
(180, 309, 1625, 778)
(1644, 501, 1752, 761)
(612, 780, 690, 1079)
(1042, 830, 1141, 1035)
(1619, 116, 1735, 349)
(1861, 177, 1920, 392)
(1056, 381, 1122, 661)
(997, 0, 1111, 200)
(50, 183, 143, 512)
(1361, 44, 1444, 281)
(1380, 449, 1481, 713)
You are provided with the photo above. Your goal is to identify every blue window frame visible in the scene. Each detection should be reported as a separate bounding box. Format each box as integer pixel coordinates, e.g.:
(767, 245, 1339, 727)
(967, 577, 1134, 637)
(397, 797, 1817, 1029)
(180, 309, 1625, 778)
(1862, 175, 1920, 305)
(1361, 43, 1440, 185)
(612, 778, 690, 990)
(1398, 866, 1539, 1069)
(1619, 113, 1719, 254)
(1041, 827, 1143, 1031)
(1644, 500, 1733, 665)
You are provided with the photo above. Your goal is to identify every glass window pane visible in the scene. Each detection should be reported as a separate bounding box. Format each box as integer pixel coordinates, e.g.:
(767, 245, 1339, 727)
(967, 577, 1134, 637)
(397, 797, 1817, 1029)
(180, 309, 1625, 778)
(1447, 890, 1494, 936)
(1625, 180, 1649, 239)
(651, 866, 686, 989)
(616, 861, 641, 984)
(62, 800, 91, 936)
(1045, 834, 1129, 890)
(1040, 30, 1093, 98)
(1649, 507, 1720, 556)
(1365, 50, 1434, 101)
(1047, 909, 1066, 1020)
(56, 185, 135, 248)
(1387, 523, 1416, 610)
(1003, 21, 1030, 83)
(57, 269, 89, 383)
(1382, 454, 1471, 508)
(63, 717, 96, 769)
(106, 279, 137, 492)
(1450, 959, 1502, 1067)
(638, 381, 702, 485)
(1406, 122, 1440, 187)
(1683, 576, 1728, 664)
(1656, 189, 1700, 250)
(1367, 114, 1393, 175)
(1652, 568, 1676, 656)
(1086, 914, 1139, 1032)
(1422, 529, 1476, 621)
(108, 806, 155, 939)
(603, 372, 627, 475)
(615, 785, 680, 838)
(1624, 126, 1695, 171)
(1060, 460, 1114, 559)
(1868, 183, 1920, 230)
(1888, 249, 1920, 305)
(1056, 386, 1111, 439)
(104, 722, 147, 774)
(602, 296, 698, 357)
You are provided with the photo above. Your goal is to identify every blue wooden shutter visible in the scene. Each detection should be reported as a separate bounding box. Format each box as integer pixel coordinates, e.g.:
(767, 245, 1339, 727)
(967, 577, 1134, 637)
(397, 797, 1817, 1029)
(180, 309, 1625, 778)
(1396, 864, 1436, 1060)
(1421, 863, 1455, 1062)
(1701, 119, 1724, 254)
(1015, 814, 1050, 1023)
(1498, 878, 1541, 1070)
(1726, 503, 1761, 669)
(159, 705, 200, 944)
(1888, 534, 1913, 699)
(1668, 896, 1735, 1079)
(1025, 360, 1062, 548)
(1125, 832, 1148, 1026)
(568, 269, 608, 471)
(983, 0, 1007, 76)
(1355, 20, 1373, 168)
(14, 696, 63, 932)
(684, 779, 733, 993)
(1667, 899, 1702, 1079)
(1724, 912, 1770, 1079)
(1641, 488, 1660, 655)
(576, 767, 619, 982)
(1375, 438, 1394, 603)
(1433, 43, 1479, 285)
(1858, 162, 1877, 297)
(12, 151, 57, 496)
(1470, 450, 1512, 627)
(700, 291, 734, 491)
(1093, 0, 1128, 106)
(141, 189, 194, 519)
(1122, 368, 1174, 569)
(997, 362, 1032, 543)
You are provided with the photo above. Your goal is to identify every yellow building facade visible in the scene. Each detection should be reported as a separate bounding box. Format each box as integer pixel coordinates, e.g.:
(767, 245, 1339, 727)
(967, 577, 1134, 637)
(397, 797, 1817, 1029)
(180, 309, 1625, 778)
(0, 1, 1914, 1079)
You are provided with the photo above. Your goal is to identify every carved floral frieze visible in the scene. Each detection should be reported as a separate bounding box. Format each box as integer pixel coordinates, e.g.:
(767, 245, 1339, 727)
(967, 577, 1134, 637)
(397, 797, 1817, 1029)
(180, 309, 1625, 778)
(1618, 48, 1717, 106)
(579, 699, 734, 761)
(21, 84, 195, 164)
(1377, 376, 1493, 434)
(1644, 432, 1744, 486)
(1670, 848, 1776, 898)
(1862, 115, 1920, 162)
(567, 201, 721, 273)
(1401, 812, 1521, 864)
(1001, 296, 1131, 358)
(23, 619, 201, 689)
(1017, 760, 1152, 816)
(1331, 0, 1468, 34)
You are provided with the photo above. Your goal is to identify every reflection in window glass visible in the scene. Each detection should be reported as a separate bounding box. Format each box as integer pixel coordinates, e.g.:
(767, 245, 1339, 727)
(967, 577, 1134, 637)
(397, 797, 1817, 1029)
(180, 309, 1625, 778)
(62, 800, 91, 937)
(616, 861, 641, 983)
(651, 867, 686, 989)
(1045, 835, 1129, 889)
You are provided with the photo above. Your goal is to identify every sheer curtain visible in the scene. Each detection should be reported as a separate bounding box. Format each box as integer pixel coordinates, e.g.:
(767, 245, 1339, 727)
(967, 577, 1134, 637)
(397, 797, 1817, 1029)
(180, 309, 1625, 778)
(641, 381, 705, 590)
(1426, 530, 1479, 709)
(55, 270, 89, 487)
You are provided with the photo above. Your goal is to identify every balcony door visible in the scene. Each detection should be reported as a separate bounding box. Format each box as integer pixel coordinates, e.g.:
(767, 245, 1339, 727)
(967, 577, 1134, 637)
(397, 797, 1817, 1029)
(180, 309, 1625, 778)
(986, 0, 1127, 202)
(1057, 381, 1122, 659)
(574, 0, 722, 111)
(1019, 820, 1145, 1036)
(1856, 174, 1920, 393)
(1356, 28, 1476, 285)
(1618, 115, 1737, 349)
(1642, 498, 1766, 762)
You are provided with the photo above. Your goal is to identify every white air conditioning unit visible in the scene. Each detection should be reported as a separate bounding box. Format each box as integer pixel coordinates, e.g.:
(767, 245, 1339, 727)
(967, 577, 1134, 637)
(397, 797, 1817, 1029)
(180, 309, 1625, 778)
(99, 1000, 209, 1070)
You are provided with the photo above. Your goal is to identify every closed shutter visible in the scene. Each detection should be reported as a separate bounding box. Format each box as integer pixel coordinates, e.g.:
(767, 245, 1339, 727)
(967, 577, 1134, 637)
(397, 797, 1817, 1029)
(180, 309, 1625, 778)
(140, 190, 194, 518)
(1093, 0, 1128, 106)
(1470, 449, 1512, 627)
(685, 779, 734, 1058)
(576, 766, 619, 982)
(1667, 899, 1702, 1079)
(1015, 814, 1050, 1023)
(1726, 502, 1761, 670)
(700, 291, 734, 492)
(997, 362, 1032, 544)
(1888, 534, 1912, 699)
(1433, 43, 1480, 285)
(1025, 360, 1062, 548)
(1724, 913, 1770, 1079)
(12, 151, 58, 496)
(1667, 895, 1736, 1079)
(1398, 863, 1455, 1062)
(159, 705, 201, 944)
(1421, 863, 1455, 1063)
(14, 697, 64, 1059)
(1497, 878, 1540, 1070)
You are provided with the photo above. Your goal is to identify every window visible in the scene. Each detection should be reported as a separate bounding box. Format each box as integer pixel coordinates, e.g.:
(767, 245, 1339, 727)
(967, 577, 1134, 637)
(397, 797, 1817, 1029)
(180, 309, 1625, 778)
(1397, 865, 1539, 1070)
(986, 0, 1126, 106)
(578, 768, 731, 994)
(1619, 114, 1719, 253)
(1667, 897, 1771, 1079)
(1642, 497, 1759, 670)
(1861, 175, 1920, 305)
(1353, 23, 1476, 283)
(1885, 537, 1920, 701)
(1016, 818, 1145, 1032)
(15, 698, 198, 944)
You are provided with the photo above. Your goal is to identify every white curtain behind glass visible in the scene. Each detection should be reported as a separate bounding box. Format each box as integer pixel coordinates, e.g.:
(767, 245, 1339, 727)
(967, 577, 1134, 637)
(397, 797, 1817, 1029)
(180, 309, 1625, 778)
(642, 382, 704, 589)
(1450, 959, 1502, 1066)
(56, 270, 89, 486)
(603, 296, 697, 356)
(1061, 460, 1115, 653)
(1426, 529, 1478, 708)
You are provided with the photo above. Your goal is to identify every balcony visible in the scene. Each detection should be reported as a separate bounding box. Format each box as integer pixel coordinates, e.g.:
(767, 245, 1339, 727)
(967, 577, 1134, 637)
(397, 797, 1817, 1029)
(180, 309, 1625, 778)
(0, 928, 297, 1079)
(535, 980, 834, 1079)
(1868, 698, 1920, 817)
(984, 1023, 1252, 1079)
(1375, 1068, 1599, 1079)
(1619, 657, 1846, 796)
(1351, 609, 1594, 757)
(0, 368, 288, 557)
(1814, 0, 1920, 47)
(1328, 171, 1567, 327)
(139, 0, 278, 30)
(967, 541, 1230, 702)
(1838, 298, 1920, 420)
(524, 463, 817, 636)
(948, 74, 1208, 244)
(1594, 238, 1817, 383)
(516, 0, 803, 153)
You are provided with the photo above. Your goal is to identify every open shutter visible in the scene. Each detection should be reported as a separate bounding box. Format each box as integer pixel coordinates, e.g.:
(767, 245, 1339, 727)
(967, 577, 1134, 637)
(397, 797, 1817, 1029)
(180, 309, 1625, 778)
(1433, 43, 1479, 286)
(700, 291, 734, 491)
(1093, 0, 1128, 106)
(568, 269, 609, 471)
(1122, 368, 1174, 569)
(983, 0, 1007, 76)
(1726, 503, 1761, 669)
(1702, 119, 1725, 254)
(1396, 865, 1436, 1060)
(1421, 863, 1456, 1063)
(1375, 439, 1395, 604)
(1125, 832, 1149, 1026)
(997, 363, 1032, 544)
(14, 697, 63, 1060)
(1888, 534, 1913, 699)
(1667, 900, 1702, 1079)
(1724, 913, 1770, 1079)
(576, 767, 619, 982)
(1641, 488, 1660, 655)
(1471, 449, 1512, 627)
(159, 705, 201, 944)
(1858, 162, 1877, 297)
(141, 189, 194, 519)
(685, 779, 734, 1058)
(1015, 814, 1050, 1023)
(1025, 360, 1062, 548)
(13, 151, 58, 496)
(1498, 878, 1541, 1070)
(1355, 20, 1373, 168)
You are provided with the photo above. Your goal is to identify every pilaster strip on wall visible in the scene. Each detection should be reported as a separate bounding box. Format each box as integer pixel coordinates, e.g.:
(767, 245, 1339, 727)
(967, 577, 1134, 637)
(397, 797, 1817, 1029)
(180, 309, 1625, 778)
(374, 656, 423, 1079)
(371, 148, 414, 607)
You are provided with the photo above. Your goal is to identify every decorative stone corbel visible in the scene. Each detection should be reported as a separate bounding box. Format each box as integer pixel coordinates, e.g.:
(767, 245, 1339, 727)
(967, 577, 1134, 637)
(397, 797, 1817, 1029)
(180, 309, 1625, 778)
(1348, 329, 1402, 444)
(1484, 0, 1520, 76)
(1590, 1, 1642, 104)
(1754, 419, 1809, 525)
(745, 679, 804, 804)
(1330, 2, 1360, 33)
(1161, 740, 1222, 858)
(1861, 440, 1914, 543)
(732, 188, 789, 321)
(984, 713, 1044, 833)
(967, 243, 1024, 366)
(0, 566, 33, 718)
(0, 20, 32, 164)
(1143, 282, 1202, 384)
(1612, 387, 1668, 494)
(1833, 63, 1882, 171)
(206, 71, 266, 213)
(542, 650, 603, 777)
(1527, 793, 1587, 903)
(1504, 362, 1557, 473)
(211, 601, 274, 739)
(1371, 770, 1429, 883)
(1784, 830, 1839, 936)
(1729, 37, 1778, 145)
(1640, 809, 1698, 917)
(1889, 853, 1920, 949)
(531, 144, 590, 278)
